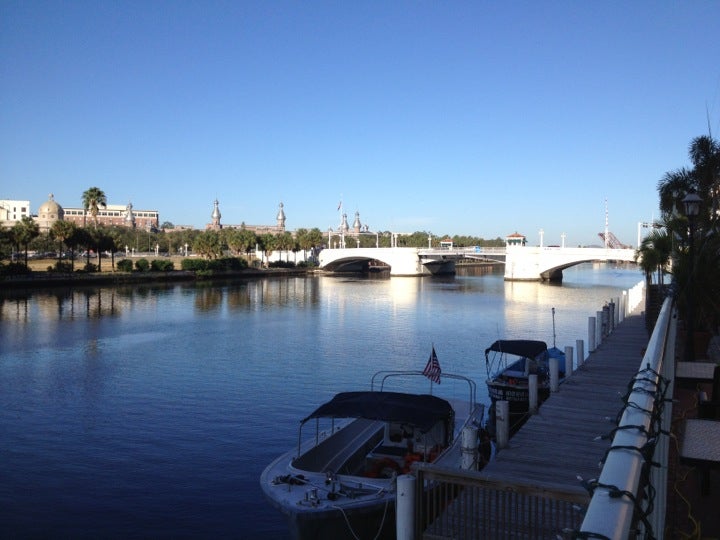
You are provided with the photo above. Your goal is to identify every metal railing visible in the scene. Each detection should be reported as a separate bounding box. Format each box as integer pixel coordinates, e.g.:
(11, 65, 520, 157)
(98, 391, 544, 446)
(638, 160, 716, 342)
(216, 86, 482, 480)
(414, 463, 588, 539)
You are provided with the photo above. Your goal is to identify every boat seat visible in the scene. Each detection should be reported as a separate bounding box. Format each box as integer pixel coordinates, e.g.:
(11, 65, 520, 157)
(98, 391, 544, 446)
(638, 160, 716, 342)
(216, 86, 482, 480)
(292, 418, 384, 474)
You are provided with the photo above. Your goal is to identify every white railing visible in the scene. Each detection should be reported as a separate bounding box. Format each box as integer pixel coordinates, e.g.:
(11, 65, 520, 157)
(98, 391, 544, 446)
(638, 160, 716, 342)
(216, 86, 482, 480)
(578, 294, 674, 539)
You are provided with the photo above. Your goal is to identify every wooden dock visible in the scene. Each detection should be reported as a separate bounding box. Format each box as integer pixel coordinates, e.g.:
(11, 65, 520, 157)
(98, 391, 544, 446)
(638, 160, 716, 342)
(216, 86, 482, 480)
(417, 307, 651, 539)
(485, 308, 649, 489)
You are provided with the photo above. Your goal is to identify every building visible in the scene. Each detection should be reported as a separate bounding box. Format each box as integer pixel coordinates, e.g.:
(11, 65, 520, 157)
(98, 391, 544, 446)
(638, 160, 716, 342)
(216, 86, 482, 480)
(505, 232, 527, 247)
(35, 194, 64, 232)
(62, 202, 159, 230)
(0, 199, 31, 228)
(206, 199, 287, 235)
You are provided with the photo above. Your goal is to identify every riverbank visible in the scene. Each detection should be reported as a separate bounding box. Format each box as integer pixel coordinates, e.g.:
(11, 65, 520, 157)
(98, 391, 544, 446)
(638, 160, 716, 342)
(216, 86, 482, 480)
(1, 257, 313, 289)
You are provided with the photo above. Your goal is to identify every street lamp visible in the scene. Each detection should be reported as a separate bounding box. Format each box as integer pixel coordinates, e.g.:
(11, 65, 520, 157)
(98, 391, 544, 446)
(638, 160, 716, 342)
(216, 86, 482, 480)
(682, 191, 702, 361)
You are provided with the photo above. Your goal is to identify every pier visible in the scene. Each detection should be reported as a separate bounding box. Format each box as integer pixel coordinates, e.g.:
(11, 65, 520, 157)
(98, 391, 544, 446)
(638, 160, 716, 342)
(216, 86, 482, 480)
(401, 289, 720, 539)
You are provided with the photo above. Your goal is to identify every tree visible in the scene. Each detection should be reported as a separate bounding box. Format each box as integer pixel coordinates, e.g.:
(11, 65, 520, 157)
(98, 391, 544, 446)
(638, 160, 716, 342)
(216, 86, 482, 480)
(258, 233, 276, 267)
(275, 231, 294, 262)
(50, 220, 78, 265)
(12, 216, 40, 266)
(657, 135, 719, 230)
(238, 228, 258, 262)
(656, 134, 720, 338)
(635, 227, 672, 286)
(81, 187, 107, 228)
(193, 230, 224, 259)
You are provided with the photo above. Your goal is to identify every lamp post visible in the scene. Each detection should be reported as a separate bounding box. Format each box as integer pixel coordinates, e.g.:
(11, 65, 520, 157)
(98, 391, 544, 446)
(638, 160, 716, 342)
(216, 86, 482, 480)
(682, 191, 702, 361)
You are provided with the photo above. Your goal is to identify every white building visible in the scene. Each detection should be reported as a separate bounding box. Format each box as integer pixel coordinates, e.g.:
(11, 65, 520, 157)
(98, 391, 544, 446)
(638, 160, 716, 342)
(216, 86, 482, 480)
(0, 199, 31, 226)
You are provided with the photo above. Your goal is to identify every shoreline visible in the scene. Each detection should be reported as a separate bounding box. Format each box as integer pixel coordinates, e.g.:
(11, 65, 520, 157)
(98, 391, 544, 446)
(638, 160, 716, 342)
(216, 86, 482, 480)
(0, 267, 314, 290)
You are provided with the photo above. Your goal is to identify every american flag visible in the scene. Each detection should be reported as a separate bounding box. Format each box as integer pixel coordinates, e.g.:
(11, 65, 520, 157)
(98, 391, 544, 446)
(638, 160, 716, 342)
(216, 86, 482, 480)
(423, 346, 441, 384)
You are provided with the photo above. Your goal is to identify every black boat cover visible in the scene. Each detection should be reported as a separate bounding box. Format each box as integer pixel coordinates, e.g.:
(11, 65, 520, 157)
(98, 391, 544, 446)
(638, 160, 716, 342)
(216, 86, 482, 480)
(484, 340, 548, 359)
(301, 391, 454, 433)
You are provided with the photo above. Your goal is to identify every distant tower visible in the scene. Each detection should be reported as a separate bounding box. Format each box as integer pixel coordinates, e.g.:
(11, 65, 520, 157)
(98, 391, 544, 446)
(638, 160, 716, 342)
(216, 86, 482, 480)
(211, 199, 222, 229)
(352, 211, 362, 234)
(276, 202, 286, 231)
(340, 212, 350, 232)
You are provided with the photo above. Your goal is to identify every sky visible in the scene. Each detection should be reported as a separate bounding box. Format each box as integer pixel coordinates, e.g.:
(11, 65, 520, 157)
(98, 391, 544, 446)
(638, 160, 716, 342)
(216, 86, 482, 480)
(2, 1, 719, 247)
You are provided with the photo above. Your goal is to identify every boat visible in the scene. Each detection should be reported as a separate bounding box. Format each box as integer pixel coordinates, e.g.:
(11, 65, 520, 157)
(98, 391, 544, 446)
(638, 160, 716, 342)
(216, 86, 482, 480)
(260, 368, 485, 540)
(484, 339, 566, 434)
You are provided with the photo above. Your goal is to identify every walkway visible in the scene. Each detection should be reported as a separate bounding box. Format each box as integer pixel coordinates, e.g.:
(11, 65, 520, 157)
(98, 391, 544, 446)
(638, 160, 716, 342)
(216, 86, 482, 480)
(419, 307, 720, 538)
(481, 308, 649, 493)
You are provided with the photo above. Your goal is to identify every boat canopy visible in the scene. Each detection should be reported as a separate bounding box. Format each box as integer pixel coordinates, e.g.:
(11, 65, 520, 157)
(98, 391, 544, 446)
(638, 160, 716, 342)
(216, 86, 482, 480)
(484, 340, 548, 359)
(301, 391, 454, 433)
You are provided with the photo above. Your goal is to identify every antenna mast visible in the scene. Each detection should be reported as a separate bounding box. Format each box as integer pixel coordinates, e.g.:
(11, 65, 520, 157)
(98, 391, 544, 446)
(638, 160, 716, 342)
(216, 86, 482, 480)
(604, 199, 609, 249)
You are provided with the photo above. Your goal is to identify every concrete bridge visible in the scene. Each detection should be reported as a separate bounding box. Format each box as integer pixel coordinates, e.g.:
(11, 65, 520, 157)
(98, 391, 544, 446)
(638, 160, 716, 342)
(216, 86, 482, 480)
(318, 245, 636, 280)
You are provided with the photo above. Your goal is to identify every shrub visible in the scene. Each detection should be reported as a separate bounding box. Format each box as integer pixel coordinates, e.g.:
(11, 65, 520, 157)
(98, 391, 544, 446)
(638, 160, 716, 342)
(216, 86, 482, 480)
(134, 258, 149, 272)
(150, 259, 174, 272)
(80, 262, 97, 273)
(181, 258, 208, 271)
(50, 261, 73, 273)
(269, 260, 296, 268)
(0, 262, 31, 276)
(116, 259, 133, 272)
(180, 257, 247, 272)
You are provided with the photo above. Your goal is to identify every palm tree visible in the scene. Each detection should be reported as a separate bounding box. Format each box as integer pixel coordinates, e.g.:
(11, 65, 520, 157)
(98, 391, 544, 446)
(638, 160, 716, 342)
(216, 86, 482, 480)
(275, 231, 294, 263)
(50, 220, 77, 268)
(81, 187, 107, 228)
(635, 227, 672, 286)
(12, 216, 40, 266)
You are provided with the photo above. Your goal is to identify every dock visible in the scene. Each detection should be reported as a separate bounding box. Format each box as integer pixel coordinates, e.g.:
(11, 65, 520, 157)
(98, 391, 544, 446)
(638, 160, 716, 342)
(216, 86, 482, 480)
(415, 307, 652, 538)
(483, 310, 648, 489)
(412, 302, 720, 539)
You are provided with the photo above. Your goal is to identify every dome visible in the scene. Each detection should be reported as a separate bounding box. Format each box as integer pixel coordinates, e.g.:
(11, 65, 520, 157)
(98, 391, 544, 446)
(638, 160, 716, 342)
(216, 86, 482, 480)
(37, 193, 64, 221)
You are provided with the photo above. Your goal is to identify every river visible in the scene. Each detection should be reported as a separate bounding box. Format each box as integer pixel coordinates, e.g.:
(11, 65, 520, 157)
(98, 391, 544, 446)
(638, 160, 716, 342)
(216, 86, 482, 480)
(0, 263, 642, 539)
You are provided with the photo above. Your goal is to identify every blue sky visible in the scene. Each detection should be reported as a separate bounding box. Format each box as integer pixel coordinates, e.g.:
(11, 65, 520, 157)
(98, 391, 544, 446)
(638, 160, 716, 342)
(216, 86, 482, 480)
(2, 1, 719, 247)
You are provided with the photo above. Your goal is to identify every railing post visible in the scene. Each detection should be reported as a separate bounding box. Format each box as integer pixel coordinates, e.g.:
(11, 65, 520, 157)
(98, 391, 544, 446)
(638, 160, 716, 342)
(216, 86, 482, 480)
(496, 400, 509, 450)
(396, 474, 416, 540)
(596, 311, 603, 345)
(564, 346, 573, 377)
(576, 339, 585, 368)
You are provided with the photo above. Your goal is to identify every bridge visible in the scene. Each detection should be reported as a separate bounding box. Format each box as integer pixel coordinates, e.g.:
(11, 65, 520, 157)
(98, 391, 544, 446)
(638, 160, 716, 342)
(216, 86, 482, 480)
(318, 245, 636, 281)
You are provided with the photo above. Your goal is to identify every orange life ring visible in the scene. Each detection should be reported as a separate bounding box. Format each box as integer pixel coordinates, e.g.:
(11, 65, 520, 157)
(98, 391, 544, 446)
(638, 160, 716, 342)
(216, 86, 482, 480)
(365, 457, 402, 478)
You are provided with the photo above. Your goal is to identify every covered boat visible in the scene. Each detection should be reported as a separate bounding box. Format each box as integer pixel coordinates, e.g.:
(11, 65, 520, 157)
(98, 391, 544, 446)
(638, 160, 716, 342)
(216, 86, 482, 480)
(485, 339, 565, 433)
(260, 370, 484, 539)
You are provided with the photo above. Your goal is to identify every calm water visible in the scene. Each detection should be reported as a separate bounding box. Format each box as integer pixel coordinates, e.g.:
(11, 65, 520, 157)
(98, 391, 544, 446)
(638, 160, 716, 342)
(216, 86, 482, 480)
(0, 264, 642, 539)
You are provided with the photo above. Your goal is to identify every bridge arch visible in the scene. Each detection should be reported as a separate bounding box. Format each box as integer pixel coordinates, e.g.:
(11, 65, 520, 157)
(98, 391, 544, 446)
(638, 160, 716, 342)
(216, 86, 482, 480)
(504, 247, 636, 281)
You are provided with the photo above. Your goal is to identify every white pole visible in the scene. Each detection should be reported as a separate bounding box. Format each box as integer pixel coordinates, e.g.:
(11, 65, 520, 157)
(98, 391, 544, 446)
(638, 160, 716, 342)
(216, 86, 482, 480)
(564, 346, 573, 377)
(496, 401, 509, 450)
(461, 426, 479, 469)
(528, 374, 538, 414)
(549, 357, 559, 392)
(396, 474, 416, 540)
(576, 339, 585, 368)
(588, 316, 596, 352)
